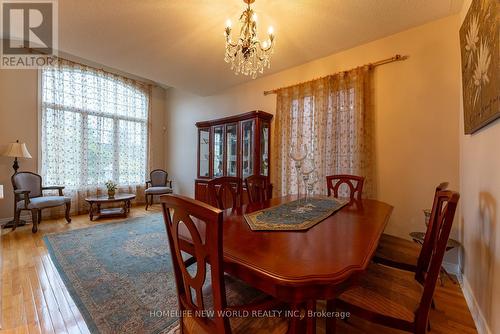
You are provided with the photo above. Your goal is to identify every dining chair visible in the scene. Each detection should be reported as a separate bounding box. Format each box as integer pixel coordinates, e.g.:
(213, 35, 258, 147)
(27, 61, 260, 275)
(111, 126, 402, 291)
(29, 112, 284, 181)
(12, 171, 71, 233)
(160, 194, 288, 334)
(245, 175, 273, 204)
(330, 190, 459, 334)
(207, 177, 243, 210)
(374, 182, 449, 274)
(145, 169, 173, 210)
(326, 174, 365, 201)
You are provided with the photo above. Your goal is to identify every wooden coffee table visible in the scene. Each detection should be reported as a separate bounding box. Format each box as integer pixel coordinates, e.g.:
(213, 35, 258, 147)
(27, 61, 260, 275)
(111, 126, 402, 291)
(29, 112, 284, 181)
(85, 193, 136, 221)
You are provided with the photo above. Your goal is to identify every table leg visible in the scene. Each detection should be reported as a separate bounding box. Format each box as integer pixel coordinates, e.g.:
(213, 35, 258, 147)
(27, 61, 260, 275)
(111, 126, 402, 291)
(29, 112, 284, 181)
(123, 200, 129, 216)
(287, 302, 316, 334)
(305, 300, 317, 334)
(89, 202, 94, 221)
(287, 303, 306, 334)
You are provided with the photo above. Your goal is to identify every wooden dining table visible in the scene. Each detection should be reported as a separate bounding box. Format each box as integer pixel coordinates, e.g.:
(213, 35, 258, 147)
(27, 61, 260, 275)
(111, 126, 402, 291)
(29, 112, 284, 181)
(178, 195, 393, 334)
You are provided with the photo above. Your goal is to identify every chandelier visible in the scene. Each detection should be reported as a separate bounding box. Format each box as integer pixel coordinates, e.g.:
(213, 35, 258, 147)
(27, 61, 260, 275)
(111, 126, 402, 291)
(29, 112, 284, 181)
(224, 0, 275, 79)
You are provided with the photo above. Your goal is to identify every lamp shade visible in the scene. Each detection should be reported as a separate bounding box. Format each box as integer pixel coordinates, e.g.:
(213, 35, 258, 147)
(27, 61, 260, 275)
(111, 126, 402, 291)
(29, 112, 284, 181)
(4, 142, 32, 159)
(0, 185, 3, 199)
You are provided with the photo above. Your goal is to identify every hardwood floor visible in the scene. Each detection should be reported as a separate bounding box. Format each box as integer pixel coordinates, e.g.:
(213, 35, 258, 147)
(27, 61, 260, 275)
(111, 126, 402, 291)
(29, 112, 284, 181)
(1, 207, 477, 334)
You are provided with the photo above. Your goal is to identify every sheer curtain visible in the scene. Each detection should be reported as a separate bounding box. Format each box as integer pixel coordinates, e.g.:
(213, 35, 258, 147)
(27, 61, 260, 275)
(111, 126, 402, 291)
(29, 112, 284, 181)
(271, 66, 375, 198)
(40, 59, 151, 215)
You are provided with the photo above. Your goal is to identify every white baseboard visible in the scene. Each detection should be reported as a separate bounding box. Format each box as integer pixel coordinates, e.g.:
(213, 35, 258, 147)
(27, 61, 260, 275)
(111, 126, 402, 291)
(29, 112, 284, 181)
(460, 275, 492, 334)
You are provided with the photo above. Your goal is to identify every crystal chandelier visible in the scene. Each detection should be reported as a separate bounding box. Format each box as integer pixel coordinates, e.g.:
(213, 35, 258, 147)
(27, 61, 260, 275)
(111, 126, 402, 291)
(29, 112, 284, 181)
(224, 0, 275, 79)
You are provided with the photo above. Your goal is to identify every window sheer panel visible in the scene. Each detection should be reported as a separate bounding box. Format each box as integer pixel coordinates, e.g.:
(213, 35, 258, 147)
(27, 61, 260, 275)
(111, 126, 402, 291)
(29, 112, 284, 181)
(41, 60, 150, 215)
(272, 67, 375, 198)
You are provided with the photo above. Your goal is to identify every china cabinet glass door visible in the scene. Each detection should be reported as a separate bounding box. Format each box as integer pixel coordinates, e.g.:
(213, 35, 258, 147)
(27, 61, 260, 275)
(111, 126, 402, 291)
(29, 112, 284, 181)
(226, 124, 238, 177)
(241, 120, 254, 178)
(260, 122, 270, 176)
(213, 126, 224, 177)
(199, 128, 210, 177)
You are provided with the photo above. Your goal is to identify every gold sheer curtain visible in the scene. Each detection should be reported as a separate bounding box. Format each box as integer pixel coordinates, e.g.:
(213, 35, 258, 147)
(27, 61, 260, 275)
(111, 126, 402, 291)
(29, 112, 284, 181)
(271, 66, 375, 198)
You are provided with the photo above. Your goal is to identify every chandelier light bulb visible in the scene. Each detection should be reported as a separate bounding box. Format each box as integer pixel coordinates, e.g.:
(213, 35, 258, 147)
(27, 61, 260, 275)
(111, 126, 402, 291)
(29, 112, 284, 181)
(252, 13, 258, 22)
(226, 19, 232, 28)
(268, 26, 274, 35)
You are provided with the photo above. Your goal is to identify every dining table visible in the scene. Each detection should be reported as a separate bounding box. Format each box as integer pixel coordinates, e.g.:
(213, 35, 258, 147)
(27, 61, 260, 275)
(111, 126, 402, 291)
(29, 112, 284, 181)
(178, 195, 393, 334)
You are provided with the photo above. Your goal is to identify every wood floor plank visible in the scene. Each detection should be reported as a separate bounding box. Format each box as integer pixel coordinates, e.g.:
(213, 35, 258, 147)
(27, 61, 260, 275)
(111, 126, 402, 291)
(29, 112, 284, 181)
(1, 206, 478, 334)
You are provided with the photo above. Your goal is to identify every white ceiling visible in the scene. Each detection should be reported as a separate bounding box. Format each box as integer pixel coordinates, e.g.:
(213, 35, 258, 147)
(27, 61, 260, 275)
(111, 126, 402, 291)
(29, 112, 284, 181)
(53, 0, 463, 95)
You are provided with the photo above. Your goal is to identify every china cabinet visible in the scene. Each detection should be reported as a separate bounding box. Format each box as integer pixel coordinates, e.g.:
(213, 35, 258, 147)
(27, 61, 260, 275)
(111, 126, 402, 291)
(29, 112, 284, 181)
(195, 110, 273, 204)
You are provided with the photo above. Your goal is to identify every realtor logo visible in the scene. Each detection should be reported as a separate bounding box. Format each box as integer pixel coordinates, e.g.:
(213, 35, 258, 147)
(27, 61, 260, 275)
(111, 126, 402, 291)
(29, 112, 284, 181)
(1, 0, 58, 68)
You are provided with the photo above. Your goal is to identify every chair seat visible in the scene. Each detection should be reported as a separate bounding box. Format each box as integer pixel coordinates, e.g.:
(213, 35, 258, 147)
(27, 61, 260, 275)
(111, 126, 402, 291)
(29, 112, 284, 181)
(17, 196, 71, 210)
(173, 274, 288, 334)
(337, 263, 423, 323)
(373, 233, 421, 271)
(145, 186, 173, 195)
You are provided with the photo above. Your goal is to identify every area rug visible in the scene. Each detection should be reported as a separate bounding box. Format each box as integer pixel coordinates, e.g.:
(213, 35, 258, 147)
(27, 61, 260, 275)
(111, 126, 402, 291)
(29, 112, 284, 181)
(44, 214, 179, 334)
(244, 197, 349, 231)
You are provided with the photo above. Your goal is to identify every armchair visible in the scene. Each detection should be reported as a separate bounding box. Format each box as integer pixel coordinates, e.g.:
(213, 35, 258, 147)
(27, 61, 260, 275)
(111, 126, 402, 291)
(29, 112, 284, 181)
(12, 172, 71, 233)
(145, 169, 173, 210)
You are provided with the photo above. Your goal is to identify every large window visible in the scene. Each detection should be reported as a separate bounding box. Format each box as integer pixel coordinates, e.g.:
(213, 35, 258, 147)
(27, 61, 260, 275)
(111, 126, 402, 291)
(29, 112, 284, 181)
(41, 61, 149, 189)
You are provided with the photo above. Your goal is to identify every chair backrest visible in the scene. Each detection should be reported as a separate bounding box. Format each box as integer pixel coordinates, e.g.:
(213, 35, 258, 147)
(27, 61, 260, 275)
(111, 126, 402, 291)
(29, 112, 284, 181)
(150, 169, 168, 187)
(245, 175, 273, 204)
(326, 174, 365, 201)
(161, 195, 230, 333)
(12, 172, 42, 198)
(415, 190, 459, 329)
(415, 182, 449, 280)
(207, 177, 243, 210)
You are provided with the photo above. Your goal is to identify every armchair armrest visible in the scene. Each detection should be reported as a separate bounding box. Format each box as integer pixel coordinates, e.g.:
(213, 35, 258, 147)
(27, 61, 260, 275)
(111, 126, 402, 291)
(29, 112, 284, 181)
(42, 185, 65, 196)
(145, 180, 151, 189)
(14, 189, 31, 207)
(167, 180, 173, 188)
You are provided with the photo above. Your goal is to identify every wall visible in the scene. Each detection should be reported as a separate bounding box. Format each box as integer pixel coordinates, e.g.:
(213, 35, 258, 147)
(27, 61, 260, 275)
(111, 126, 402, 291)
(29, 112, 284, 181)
(166, 15, 461, 244)
(459, 0, 500, 333)
(0, 69, 168, 221)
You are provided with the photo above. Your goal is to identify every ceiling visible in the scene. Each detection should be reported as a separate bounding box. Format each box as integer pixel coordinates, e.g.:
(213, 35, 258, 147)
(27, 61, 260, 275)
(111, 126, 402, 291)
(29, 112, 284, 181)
(51, 0, 464, 95)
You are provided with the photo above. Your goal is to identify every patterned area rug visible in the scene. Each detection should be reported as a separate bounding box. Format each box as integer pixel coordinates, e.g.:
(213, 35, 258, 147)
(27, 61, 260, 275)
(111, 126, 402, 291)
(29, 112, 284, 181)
(44, 214, 179, 334)
(244, 197, 349, 231)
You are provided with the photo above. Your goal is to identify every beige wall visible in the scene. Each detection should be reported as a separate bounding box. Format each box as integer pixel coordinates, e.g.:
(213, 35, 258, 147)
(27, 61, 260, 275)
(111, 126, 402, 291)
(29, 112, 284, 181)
(0, 69, 168, 221)
(459, 0, 500, 333)
(166, 15, 461, 244)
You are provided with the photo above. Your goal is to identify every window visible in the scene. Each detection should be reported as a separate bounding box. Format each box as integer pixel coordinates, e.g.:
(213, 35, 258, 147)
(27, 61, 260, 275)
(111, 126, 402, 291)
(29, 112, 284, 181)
(41, 61, 149, 189)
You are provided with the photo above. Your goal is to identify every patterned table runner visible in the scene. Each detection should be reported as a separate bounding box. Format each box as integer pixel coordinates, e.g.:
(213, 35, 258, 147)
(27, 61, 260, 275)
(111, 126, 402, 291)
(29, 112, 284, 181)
(244, 197, 349, 231)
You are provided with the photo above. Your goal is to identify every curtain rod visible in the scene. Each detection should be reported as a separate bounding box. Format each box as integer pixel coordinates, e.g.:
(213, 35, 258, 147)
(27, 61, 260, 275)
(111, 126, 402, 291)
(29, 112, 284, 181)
(263, 54, 409, 96)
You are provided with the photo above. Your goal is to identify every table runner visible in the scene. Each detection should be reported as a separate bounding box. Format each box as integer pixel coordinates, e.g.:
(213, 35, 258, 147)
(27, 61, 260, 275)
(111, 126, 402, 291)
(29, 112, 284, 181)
(244, 197, 349, 231)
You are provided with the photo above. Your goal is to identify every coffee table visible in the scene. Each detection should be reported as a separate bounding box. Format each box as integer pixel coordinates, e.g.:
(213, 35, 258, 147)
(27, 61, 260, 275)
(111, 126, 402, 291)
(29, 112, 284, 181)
(85, 193, 136, 221)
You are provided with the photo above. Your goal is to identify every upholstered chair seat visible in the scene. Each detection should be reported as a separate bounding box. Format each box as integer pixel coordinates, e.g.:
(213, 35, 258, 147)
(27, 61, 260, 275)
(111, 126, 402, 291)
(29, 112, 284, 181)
(17, 196, 71, 210)
(144, 186, 173, 195)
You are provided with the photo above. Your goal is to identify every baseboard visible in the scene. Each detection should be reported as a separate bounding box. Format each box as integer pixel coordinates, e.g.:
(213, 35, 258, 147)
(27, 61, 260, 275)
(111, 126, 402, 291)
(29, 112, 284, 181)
(461, 275, 492, 334)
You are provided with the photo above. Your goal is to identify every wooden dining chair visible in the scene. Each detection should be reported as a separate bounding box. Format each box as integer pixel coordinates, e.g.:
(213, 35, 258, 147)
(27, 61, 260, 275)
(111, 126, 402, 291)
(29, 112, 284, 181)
(207, 177, 243, 210)
(160, 194, 288, 334)
(374, 182, 449, 274)
(326, 174, 365, 201)
(330, 190, 459, 334)
(245, 175, 273, 204)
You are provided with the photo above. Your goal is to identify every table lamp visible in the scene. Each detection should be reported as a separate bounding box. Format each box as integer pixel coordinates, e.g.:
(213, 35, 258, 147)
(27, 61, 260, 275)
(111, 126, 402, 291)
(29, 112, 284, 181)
(0, 185, 3, 199)
(3, 140, 32, 174)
